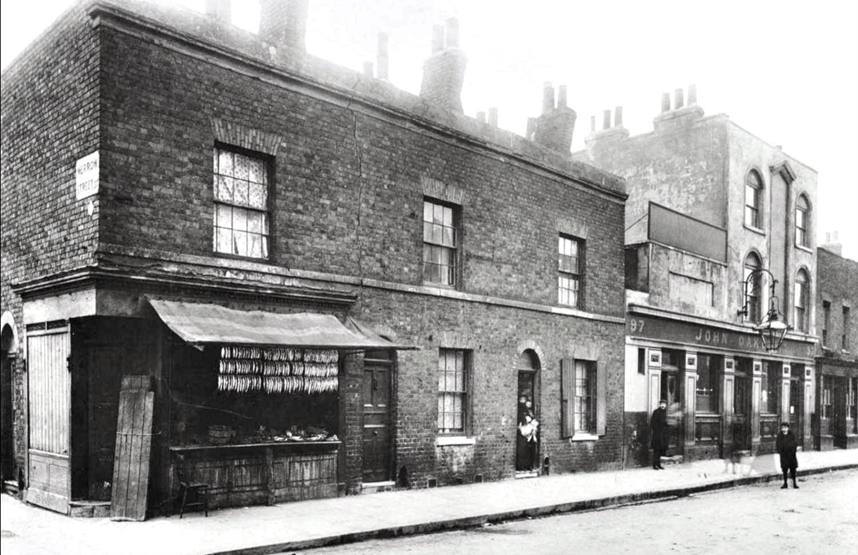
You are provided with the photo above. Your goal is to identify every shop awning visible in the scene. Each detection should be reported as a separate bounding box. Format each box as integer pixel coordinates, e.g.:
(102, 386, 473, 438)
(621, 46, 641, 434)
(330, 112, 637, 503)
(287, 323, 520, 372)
(149, 299, 416, 350)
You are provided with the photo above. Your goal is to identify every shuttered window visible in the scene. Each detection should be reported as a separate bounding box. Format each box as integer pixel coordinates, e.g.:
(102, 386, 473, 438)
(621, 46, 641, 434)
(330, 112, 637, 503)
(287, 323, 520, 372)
(561, 358, 606, 438)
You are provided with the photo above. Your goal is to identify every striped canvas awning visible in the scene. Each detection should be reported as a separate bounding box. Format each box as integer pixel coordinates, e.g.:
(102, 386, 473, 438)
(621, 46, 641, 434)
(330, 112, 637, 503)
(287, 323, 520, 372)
(149, 299, 415, 350)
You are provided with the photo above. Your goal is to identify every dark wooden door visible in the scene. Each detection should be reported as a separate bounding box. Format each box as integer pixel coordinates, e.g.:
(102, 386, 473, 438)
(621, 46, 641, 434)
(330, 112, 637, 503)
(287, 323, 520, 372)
(661, 371, 681, 450)
(88, 347, 123, 501)
(789, 376, 802, 444)
(362, 352, 392, 483)
(1, 352, 12, 482)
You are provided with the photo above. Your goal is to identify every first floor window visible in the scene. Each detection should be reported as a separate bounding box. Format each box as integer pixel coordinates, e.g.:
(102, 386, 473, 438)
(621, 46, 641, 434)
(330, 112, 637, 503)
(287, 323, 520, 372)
(423, 199, 459, 287)
(561, 359, 605, 437)
(213, 146, 270, 259)
(695, 354, 720, 413)
(558, 235, 582, 307)
(437, 349, 469, 433)
(744, 170, 763, 228)
(793, 270, 809, 333)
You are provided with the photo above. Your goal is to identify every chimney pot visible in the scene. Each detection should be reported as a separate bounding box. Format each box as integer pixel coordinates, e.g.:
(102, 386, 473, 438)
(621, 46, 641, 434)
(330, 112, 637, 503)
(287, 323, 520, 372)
(206, 0, 231, 22)
(363, 61, 374, 78)
(488, 107, 498, 127)
(590, 115, 596, 133)
(377, 33, 389, 80)
(431, 24, 444, 53)
(614, 106, 623, 127)
(557, 85, 568, 109)
(542, 82, 555, 115)
(687, 84, 697, 105)
(445, 18, 460, 48)
(602, 109, 611, 130)
(674, 88, 684, 110)
(661, 92, 670, 113)
(477, 111, 486, 124)
(526, 117, 537, 140)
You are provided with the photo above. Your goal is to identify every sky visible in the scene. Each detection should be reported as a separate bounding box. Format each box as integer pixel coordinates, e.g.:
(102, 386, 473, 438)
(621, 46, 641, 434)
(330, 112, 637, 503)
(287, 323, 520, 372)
(2, 0, 857, 261)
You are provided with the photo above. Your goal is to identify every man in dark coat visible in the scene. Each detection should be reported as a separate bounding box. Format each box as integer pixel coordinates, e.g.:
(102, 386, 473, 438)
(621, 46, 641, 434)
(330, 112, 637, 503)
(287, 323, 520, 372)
(776, 422, 799, 489)
(650, 400, 669, 470)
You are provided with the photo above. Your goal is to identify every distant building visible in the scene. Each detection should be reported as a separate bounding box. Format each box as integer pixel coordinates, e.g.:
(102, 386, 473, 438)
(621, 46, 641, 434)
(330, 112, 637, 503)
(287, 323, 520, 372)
(814, 241, 858, 450)
(1, 0, 627, 516)
(573, 87, 818, 463)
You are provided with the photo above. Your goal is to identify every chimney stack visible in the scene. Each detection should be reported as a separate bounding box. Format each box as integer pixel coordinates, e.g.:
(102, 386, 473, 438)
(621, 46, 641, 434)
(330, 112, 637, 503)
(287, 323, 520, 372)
(590, 115, 596, 133)
(532, 82, 577, 153)
(488, 107, 499, 127)
(420, 18, 468, 113)
(526, 117, 537, 140)
(206, 0, 231, 22)
(602, 110, 611, 130)
(654, 85, 705, 132)
(363, 61, 374, 78)
(614, 106, 623, 127)
(259, 0, 309, 52)
(377, 33, 389, 80)
(661, 92, 671, 113)
(674, 88, 684, 110)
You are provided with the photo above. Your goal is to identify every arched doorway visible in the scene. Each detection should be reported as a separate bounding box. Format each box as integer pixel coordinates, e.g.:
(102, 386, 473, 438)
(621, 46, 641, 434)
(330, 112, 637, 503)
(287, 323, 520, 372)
(516, 350, 540, 472)
(1, 322, 16, 485)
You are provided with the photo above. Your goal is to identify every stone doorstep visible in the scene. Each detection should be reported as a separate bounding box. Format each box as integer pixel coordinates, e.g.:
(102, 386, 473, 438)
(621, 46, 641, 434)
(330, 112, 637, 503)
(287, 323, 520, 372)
(360, 481, 396, 494)
(661, 455, 684, 465)
(69, 500, 111, 518)
(514, 470, 539, 479)
(2, 480, 19, 495)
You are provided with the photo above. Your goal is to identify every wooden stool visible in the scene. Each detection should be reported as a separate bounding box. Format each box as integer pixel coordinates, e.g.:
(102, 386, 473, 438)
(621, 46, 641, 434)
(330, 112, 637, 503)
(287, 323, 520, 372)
(175, 454, 209, 518)
(178, 481, 209, 518)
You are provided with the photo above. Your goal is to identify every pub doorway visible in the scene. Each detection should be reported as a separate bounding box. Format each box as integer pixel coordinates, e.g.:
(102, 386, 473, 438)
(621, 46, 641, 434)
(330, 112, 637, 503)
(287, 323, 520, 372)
(660, 350, 682, 452)
(732, 359, 752, 451)
(789, 364, 804, 445)
(515, 350, 540, 472)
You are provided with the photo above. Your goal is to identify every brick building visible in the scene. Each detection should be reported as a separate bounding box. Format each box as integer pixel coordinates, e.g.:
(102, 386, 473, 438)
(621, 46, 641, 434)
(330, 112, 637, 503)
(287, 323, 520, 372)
(814, 239, 858, 450)
(573, 88, 818, 464)
(0, 0, 627, 517)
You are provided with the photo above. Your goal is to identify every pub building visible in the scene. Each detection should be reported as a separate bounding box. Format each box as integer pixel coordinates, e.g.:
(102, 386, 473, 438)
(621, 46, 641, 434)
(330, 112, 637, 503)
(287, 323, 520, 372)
(626, 307, 817, 462)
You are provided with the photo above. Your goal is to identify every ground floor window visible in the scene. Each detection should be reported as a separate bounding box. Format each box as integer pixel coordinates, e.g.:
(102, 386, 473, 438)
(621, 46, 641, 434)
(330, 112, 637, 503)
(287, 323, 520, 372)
(848, 377, 858, 433)
(820, 375, 832, 420)
(561, 359, 606, 437)
(437, 349, 469, 434)
(696, 354, 720, 413)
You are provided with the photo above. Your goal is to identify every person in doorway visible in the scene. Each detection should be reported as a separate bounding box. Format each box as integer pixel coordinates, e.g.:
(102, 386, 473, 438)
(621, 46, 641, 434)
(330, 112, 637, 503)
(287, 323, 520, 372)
(650, 399, 669, 470)
(517, 397, 538, 471)
(776, 422, 799, 489)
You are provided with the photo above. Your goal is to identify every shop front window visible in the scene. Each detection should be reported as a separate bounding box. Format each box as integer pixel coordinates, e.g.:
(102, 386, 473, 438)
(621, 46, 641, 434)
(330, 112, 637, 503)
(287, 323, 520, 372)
(820, 375, 832, 420)
(696, 354, 720, 413)
(849, 378, 858, 433)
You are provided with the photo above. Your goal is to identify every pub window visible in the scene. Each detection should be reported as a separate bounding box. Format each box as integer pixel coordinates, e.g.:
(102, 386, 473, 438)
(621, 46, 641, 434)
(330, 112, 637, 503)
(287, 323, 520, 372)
(849, 378, 858, 432)
(744, 170, 763, 229)
(695, 354, 720, 413)
(423, 199, 459, 287)
(561, 359, 606, 438)
(820, 375, 832, 420)
(795, 194, 810, 247)
(213, 146, 270, 259)
(822, 301, 831, 347)
(761, 361, 779, 414)
(437, 349, 470, 434)
(558, 235, 583, 308)
(743, 252, 762, 323)
(793, 269, 809, 333)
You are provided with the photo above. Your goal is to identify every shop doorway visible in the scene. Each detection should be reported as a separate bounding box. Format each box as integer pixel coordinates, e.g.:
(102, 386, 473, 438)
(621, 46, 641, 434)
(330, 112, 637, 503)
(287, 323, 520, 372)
(732, 360, 752, 451)
(1, 325, 14, 484)
(362, 350, 392, 483)
(516, 351, 539, 472)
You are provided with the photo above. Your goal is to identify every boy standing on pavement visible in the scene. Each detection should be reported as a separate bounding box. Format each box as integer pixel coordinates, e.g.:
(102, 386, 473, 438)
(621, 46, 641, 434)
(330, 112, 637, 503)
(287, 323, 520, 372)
(650, 400, 669, 470)
(776, 422, 799, 489)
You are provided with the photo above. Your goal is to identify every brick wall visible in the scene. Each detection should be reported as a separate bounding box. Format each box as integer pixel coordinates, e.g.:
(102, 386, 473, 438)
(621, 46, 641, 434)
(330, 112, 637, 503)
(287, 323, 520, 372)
(0, 2, 101, 474)
(817, 248, 858, 357)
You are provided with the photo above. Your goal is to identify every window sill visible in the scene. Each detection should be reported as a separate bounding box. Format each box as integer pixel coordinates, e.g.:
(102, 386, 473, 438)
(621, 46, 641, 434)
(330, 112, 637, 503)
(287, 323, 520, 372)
(744, 224, 766, 236)
(795, 244, 813, 254)
(436, 436, 476, 447)
(570, 433, 599, 442)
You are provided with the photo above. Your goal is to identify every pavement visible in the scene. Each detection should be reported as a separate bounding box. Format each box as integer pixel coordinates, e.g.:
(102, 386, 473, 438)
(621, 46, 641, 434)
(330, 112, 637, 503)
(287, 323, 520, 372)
(2, 449, 857, 555)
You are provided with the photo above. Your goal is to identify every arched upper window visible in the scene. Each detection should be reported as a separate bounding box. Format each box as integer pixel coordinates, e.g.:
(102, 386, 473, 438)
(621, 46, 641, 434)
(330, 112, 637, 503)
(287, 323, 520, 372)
(794, 269, 810, 333)
(795, 194, 810, 247)
(743, 252, 762, 323)
(745, 171, 763, 229)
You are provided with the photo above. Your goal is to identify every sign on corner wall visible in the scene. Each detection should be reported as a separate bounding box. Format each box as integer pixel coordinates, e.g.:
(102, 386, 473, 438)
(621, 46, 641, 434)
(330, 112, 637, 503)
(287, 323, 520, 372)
(75, 151, 99, 200)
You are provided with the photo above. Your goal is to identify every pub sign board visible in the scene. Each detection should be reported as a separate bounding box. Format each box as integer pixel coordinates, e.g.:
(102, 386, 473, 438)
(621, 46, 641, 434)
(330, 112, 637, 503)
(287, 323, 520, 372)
(75, 151, 99, 200)
(627, 313, 815, 359)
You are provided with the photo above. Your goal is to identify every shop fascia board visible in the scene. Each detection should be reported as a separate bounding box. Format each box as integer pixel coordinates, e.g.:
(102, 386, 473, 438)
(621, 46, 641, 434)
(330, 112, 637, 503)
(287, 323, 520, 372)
(14, 267, 357, 323)
(627, 303, 817, 346)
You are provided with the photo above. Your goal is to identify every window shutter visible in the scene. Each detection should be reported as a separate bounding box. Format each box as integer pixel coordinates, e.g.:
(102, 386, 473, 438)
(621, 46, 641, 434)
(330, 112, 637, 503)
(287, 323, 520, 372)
(596, 362, 607, 436)
(561, 359, 574, 438)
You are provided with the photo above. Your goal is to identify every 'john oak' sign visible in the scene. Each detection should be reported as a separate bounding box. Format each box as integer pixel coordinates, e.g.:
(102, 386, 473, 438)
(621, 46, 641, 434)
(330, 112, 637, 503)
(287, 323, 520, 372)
(627, 313, 815, 359)
(75, 151, 99, 200)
